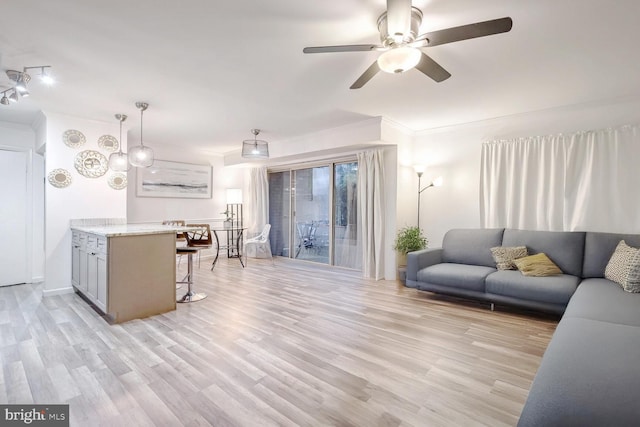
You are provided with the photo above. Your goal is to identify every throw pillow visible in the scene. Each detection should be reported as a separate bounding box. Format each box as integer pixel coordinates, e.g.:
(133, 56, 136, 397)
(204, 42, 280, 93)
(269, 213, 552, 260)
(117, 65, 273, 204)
(514, 253, 563, 277)
(491, 246, 528, 270)
(605, 240, 640, 292)
(627, 251, 640, 293)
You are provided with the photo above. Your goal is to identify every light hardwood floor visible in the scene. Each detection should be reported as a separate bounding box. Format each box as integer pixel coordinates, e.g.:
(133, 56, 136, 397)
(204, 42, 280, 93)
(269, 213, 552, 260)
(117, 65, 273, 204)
(0, 257, 558, 426)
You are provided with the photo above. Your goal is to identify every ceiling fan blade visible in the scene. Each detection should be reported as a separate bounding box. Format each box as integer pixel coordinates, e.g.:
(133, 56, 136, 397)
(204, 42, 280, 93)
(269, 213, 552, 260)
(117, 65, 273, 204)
(415, 52, 451, 82)
(386, 0, 412, 39)
(421, 17, 513, 47)
(303, 44, 382, 54)
(350, 61, 381, 89)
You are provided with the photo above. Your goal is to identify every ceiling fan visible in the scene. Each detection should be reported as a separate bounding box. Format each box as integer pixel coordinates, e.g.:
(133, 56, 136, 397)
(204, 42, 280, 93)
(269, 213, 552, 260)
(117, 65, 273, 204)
(303, 0, 512, 89)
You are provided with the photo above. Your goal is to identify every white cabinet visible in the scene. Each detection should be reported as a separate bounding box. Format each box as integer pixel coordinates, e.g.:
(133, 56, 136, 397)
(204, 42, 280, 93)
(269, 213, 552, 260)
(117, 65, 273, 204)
(71, 232, 80, 288)
(72, 231, 107, 311)
(71, 228, 176, 323)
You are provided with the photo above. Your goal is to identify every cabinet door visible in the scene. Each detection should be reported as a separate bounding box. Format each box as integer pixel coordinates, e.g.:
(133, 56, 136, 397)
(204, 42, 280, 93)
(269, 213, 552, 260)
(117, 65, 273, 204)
(78, 248, 89, 292)
(86, 252, 98, 300)
(96, 254, 108, 312)
(71, 244, 80, 288)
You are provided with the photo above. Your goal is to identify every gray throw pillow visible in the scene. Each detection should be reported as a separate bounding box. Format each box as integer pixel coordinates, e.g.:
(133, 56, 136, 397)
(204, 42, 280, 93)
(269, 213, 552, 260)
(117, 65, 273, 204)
(605, 240, 640, 292)
(490, 246, 528, 270)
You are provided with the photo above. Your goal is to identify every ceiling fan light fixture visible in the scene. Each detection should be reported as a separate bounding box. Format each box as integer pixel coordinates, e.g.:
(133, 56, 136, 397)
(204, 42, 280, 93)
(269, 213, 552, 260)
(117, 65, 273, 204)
(377, 46, 421, 73)
(241, 129, 269, 159)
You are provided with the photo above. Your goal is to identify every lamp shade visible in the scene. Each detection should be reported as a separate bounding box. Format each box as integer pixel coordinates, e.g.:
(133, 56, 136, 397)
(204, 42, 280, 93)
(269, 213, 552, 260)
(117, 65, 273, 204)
(241, 140, 269, 159)
(241, 129, 269, 159)
(226, 188, 243, 204)
(377, 47, 421, 74)
(128, 145, 154, 167)
(108, 152, 130, 171)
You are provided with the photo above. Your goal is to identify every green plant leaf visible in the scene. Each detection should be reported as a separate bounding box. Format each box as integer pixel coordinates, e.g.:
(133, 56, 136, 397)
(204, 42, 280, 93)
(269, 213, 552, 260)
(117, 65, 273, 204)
(393, 226, 428, 255)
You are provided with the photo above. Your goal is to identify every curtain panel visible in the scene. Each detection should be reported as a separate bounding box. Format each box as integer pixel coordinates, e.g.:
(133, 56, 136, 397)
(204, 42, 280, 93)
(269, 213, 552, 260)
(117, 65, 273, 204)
(481, 124, 640, 232)
(247, 166, 269, 236)
(357, 150, 386, 279)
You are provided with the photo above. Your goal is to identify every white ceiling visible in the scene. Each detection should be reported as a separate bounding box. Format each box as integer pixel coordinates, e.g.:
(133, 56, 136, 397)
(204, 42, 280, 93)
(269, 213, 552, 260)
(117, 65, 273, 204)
(1, 0, 639, 154)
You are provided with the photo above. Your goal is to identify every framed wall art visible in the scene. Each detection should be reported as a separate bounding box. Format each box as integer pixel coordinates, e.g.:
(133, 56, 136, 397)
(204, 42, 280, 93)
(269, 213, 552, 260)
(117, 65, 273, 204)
(136, 160, 212, 199)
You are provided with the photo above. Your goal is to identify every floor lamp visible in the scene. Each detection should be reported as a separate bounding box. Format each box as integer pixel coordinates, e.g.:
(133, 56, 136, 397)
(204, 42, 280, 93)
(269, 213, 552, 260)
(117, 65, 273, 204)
(415, 167, 443, 229)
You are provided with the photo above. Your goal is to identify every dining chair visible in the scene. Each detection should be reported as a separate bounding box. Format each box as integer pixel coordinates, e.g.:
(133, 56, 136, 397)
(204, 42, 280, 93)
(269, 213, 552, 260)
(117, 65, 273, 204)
(185, 223, 213, 267)
(244, 224, 273, 265)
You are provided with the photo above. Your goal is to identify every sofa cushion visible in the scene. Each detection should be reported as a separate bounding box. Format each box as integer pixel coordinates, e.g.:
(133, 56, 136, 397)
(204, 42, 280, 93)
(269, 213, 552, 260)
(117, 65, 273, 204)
(485, 270, 579, 305)
(416, 263, 495, 292)
(564, 278, 640, 326)
(518, 317, 640, 427)
(490, 246, 528, 270)
(605, 240, 640, 292)
(514, 253, 563, 277)
(502, 229, 585, 277)
(441, 228, 504, 268)
(583, 232, 640, 278)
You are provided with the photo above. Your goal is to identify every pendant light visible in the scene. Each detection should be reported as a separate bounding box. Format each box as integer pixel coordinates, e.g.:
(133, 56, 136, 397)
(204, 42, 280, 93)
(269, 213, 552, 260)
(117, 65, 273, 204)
(108, 114, 130, 171)
(128, 102, 154, 167)
(241, 129, 269, 159)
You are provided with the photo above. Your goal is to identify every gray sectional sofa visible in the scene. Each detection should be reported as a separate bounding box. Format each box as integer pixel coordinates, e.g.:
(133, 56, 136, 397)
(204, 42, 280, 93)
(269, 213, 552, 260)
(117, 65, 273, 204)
(405, 228, 640, 426)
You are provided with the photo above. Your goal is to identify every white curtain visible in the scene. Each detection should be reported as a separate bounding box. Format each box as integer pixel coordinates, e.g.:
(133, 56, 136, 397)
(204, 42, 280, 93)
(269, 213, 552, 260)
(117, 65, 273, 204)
(481, 124, 640, 232)
(357, 150, 385, 279)
(247, 167, 269, 236)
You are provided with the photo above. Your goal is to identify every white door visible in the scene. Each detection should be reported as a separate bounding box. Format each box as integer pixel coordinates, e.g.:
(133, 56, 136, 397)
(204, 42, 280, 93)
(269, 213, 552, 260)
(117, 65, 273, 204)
(0, 149, 28, 286)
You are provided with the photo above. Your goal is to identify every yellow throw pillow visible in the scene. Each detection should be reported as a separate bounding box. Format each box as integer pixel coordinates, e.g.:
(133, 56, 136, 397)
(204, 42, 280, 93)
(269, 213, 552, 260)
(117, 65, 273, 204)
(514, 253, 563, 277)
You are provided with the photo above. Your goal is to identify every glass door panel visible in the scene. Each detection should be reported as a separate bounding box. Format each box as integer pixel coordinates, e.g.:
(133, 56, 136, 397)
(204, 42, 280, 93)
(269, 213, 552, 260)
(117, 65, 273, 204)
(333, 162, 359, 269)
(268, 171, 290, 257)
(293, 166, 330, 264)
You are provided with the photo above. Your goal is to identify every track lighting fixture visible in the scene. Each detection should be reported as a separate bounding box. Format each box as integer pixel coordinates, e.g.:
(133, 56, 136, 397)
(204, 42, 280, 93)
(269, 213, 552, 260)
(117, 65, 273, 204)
(0, 88, 16, 105)
(1, 65, 53, 106)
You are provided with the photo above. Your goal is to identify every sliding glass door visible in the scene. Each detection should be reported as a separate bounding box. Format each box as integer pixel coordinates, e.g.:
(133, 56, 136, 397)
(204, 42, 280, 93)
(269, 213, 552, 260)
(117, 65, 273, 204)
(268, 160, 360, 270)
(333, 162, 359, 269)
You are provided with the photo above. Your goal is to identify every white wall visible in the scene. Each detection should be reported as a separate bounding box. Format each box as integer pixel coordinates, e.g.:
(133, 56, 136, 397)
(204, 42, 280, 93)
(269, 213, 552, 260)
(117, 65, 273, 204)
(0, 120, 45, 282)
(126, 144, 244, 225)
(410, 95, 640, 247)
(44, 112, 127, 294)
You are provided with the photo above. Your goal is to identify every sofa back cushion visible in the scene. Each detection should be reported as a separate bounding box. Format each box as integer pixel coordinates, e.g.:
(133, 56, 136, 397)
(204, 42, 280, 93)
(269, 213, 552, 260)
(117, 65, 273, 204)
(502, 229, 586, 277)
(442, 228, 505, 268)
(583, 232, 640, 278)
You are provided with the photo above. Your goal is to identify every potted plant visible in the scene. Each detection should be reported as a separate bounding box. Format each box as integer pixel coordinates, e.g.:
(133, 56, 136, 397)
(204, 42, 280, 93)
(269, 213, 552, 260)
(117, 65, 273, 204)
(221, 210, 235, 229)
(393, 226, 428, 283)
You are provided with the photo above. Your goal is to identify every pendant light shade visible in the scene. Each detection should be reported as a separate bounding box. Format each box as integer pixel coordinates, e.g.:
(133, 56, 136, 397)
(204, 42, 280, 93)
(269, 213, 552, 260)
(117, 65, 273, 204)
(241, 129, 269, 159)
(128, 102, 154, 168)
(108, 114, 130, 172)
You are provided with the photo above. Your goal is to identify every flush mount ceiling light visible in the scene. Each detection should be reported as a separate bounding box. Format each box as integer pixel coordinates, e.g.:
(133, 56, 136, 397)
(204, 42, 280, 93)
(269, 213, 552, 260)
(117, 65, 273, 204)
(108, 114, 130, 172)
(241, 129, 269, 159)
(128, 102, 154, 168)
(2, 65, 54, 106)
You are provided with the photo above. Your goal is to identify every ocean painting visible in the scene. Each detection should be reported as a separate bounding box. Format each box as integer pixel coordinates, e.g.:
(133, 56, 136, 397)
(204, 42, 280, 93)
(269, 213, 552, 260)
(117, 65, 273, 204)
(136, 160, 212, 199)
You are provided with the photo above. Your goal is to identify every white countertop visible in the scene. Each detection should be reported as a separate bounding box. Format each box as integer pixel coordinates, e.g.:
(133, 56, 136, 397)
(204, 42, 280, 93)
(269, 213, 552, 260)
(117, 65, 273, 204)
(71, 224, 183, 237)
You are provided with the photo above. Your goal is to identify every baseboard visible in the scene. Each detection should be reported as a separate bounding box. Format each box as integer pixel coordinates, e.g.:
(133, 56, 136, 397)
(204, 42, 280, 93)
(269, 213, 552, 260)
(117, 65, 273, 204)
(42, 286, 75, 297)
(31, 276, 45, 283)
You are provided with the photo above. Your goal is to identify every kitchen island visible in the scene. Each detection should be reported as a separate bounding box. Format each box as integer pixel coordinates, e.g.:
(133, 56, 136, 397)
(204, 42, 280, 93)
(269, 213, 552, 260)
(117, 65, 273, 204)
(71, 222, 179, 323)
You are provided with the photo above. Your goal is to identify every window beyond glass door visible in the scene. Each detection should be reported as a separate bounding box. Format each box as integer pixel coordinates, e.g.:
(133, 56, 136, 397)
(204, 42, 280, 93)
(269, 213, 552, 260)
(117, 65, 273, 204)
(293, 167, 330, 264)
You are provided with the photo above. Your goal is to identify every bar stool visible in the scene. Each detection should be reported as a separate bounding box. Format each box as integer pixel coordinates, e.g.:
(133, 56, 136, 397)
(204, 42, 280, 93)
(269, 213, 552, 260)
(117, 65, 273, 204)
(176, 227, 208, 303)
